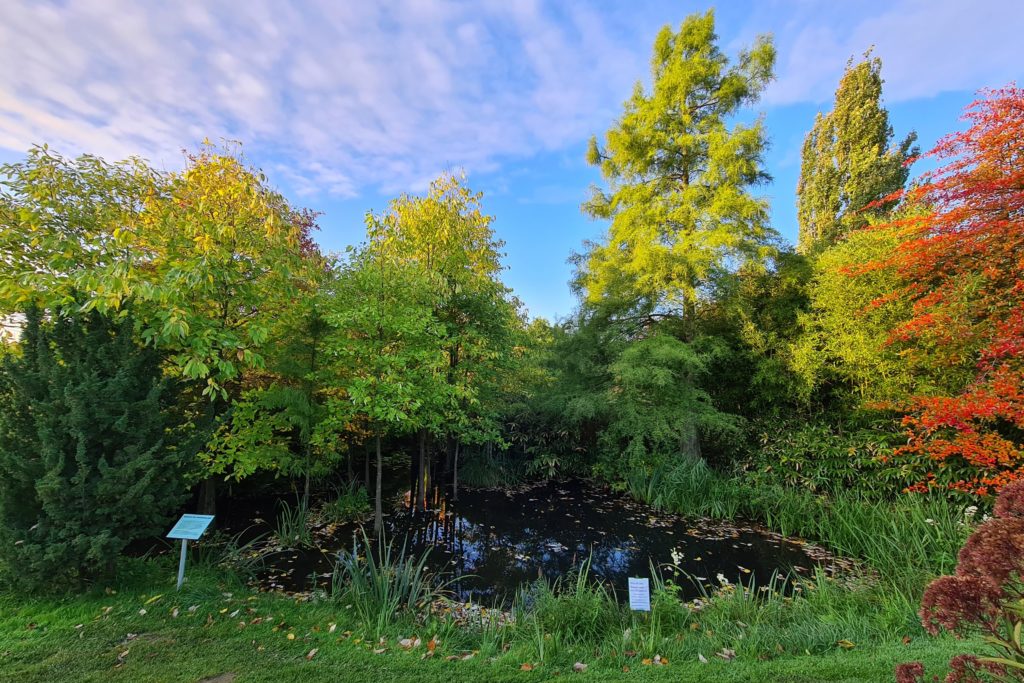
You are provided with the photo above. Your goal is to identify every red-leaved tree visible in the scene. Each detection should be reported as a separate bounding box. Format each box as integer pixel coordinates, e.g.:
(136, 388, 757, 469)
(868, 86, 1024, 496)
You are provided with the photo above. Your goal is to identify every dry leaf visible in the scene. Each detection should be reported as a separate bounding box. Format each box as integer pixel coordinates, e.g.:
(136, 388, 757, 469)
(716, 648, 736, 661)
(287, 633, 296, 640)
(573, 662, 587, 672)
(520, 663, 534, 671)
(837, 639, 856, 650)
(328, 623, 337, 634)
(306, 648, 318, 660)
(698, 653, 708, 664)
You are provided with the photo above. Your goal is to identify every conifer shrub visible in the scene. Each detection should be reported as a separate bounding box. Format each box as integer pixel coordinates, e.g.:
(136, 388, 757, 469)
(0, 308, 190, 591)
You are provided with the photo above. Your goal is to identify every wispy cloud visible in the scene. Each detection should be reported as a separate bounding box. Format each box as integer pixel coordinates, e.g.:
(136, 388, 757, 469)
(0, 0, 1020, 200)
(764, 0, 1024, 105)
(0, 0, 648, 197)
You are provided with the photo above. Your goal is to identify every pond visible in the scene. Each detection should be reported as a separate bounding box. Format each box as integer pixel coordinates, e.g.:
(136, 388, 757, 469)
(230, 479, 836, 604)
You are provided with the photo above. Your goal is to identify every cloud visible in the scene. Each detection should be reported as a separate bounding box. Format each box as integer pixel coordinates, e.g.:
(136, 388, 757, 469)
(765, 0, 1024, 105)
(0, 0, 1019, 200)
(0, 0, 648, 197)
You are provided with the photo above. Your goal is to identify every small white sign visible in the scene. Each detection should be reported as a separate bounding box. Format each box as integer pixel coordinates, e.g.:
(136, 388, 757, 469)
(628, 577, 650, 611)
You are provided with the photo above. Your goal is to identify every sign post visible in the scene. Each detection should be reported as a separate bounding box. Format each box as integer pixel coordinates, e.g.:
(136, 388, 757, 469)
(628, 577, 651, 612)
(166, 514, 215, 590)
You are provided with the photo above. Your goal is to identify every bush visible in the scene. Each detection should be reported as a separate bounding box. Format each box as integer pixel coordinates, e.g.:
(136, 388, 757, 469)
(0, 309, 190, 591)
(320, 482, 370, 524)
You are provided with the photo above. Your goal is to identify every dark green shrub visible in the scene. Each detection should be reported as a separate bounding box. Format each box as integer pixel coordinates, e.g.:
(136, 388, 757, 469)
(0, 308, 189, 590)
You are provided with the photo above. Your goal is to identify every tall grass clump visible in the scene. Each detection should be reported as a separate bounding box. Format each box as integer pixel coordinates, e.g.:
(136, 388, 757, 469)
(629, 461, 973, 605)
(320, 481, 370, 524)
(273, 499, 313, 548)
(514, 556, 625, 660)
(331, 530, 453, 636)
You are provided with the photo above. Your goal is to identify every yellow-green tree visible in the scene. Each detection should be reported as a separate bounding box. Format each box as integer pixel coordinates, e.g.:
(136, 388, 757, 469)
(580, 10, 778, 322)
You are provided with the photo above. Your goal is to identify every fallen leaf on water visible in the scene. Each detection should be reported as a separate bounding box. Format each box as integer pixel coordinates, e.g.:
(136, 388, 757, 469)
(306, 648, 318, 660)
(520, 663, 534, 671)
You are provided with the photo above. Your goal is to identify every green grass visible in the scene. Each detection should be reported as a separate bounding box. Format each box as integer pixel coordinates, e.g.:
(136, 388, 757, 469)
(0, 558, 975, 682)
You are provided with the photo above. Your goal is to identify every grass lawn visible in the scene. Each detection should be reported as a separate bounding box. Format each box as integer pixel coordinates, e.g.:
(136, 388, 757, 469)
(0, 563, 973, 683)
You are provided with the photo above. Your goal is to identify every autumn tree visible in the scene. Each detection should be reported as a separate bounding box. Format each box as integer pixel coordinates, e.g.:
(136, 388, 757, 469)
(867, 87, 1024, 496)
(580, 10, 778, 323)
(0, 145, 319, 513)
(797, 54, 918, 253)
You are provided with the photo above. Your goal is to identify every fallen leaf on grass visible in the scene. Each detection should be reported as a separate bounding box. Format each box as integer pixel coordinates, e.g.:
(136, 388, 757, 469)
(328, 623, 336, 634)
(622, 666, 630, 672)
(716, 648, 736, 661)
(287, 633, 296, 640)
(144, 594, 164, 606)
(573, 662, 588, 672)
(698, 653, 708, 664)
(837, 639, 856, 650)
(373, 648, 387, 654)
(426, 637, 437, 652)
(520, 663, 534, 671)
(306, 648, 318, 661)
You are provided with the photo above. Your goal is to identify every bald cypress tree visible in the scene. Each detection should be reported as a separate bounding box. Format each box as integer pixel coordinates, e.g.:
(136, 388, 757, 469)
(796, 54, 918, 253)
(580, 10, 778, 322)
(0, 309, 189, 590)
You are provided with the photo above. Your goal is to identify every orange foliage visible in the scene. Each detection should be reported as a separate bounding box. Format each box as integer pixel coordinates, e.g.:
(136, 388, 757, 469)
(872, 86, 1024, 496)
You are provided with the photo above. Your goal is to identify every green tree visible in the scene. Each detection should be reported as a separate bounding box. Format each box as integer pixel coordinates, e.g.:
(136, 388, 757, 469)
(580, 10, 777, 322)
(796, 54, 918, 253)
(0, 309, 189, 590)
(366, 174, 521, 503)
(202, 297, 342, 506)
(325, 243, 446, 533)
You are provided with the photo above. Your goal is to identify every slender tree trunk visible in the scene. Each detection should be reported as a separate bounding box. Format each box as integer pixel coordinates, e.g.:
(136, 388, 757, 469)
(374, 434, 383, 535)
(417, 428, 427, 512)
(302, 470, 311, 509)
(364, 442, 370, 491)
(347, 447, 353, 483)
(452, 441, 460, 501)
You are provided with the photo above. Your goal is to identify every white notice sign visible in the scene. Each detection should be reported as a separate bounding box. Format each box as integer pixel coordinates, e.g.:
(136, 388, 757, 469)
(628, 577, 650, 611)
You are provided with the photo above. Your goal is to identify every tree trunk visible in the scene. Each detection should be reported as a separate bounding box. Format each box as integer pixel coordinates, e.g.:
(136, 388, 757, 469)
(374, 434, 383, 535)
(452, 442, 460, 501)
(364, 443, 370, 491)
(302, 470, 311, 509)
(417, 428, 427, 512)
(681, 419, 702, 462)
(198, 476, 217, 515)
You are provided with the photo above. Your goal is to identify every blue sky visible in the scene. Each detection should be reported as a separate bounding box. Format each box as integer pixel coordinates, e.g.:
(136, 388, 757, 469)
(1, 1, 1022, 320)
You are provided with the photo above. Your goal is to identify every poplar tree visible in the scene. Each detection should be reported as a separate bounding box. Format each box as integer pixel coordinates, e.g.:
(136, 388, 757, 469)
(796, 53, 918, 253)
(581, 10, 778, 321)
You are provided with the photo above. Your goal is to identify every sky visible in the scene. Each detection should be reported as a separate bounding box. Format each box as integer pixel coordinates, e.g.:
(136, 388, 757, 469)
(1, 0, 1022, 321)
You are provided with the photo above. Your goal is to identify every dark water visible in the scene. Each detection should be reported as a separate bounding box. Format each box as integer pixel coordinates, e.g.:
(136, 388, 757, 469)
(235, 479, 823, 604)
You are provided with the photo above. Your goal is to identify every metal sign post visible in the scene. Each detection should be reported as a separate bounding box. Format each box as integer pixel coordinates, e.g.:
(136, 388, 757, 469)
(166, 514, 215, 590)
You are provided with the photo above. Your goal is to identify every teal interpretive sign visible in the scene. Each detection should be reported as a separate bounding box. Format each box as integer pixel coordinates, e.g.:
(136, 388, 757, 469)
(167, 514, 215, 541)
(166, 514, 215, 589)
